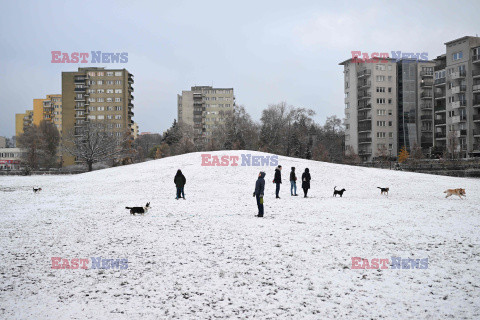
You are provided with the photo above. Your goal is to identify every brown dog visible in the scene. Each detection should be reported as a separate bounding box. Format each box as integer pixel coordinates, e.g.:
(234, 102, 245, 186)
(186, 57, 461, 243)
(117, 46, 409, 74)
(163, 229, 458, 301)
(444, 188, 466, 199)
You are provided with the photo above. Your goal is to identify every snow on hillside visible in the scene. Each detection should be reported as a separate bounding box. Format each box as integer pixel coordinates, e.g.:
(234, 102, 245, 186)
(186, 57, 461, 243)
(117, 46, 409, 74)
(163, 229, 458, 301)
(0, 150, 479, 319)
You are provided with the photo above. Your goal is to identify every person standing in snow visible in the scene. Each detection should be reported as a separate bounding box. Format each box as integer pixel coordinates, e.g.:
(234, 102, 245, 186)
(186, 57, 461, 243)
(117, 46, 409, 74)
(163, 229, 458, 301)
(174, 169, 186, 200)
(301, 168, 311, 198)
(273, 165, 282, 199)
(290, 167, 298, 196)
(253, 171, 266, 217)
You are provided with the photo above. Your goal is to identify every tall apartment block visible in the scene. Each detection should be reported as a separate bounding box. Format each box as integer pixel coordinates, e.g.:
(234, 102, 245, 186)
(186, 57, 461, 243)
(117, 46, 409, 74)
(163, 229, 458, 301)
(433, 36, 480, 157)
(62, 67, 134, 166)
(177, 86, 235, 143)
(397, 60, 435, 154)
(340, 58, 398, 162)
(15, 110, 33, 137)
(33, 94, 63, 134)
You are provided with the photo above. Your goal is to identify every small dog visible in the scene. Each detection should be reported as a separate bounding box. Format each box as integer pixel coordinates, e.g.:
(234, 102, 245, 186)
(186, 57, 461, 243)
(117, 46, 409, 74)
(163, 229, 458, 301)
(377, 187, 389, 196)
(126, 202, 150, 215)
(444, 188, 466, 199)
(333, 186, 346, 197)
(33, 187, 42, 193)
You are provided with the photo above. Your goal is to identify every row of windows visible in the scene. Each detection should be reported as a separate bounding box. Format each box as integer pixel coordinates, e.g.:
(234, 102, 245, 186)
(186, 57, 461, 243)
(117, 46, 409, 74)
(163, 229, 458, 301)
(207, 104, 231, 108)
(377, 121, 393, 127)
(88, 106, 122, 111)
(88, 97, 123, 102)
(87, 71, 123, 77)
(203, 89, 232, 94)
(376, 132, 394, 138)
(205, 97, 232, 101)
(88, 80, 122, 85)
(87, 115, 123, 121)
(376, 75, 393, 82)
(376, 87, 393, 93)
(87, 89, 123, 94)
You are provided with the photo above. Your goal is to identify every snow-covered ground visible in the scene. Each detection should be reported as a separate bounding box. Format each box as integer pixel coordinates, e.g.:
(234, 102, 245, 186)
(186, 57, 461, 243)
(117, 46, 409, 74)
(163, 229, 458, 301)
(0, 150, 479, 319)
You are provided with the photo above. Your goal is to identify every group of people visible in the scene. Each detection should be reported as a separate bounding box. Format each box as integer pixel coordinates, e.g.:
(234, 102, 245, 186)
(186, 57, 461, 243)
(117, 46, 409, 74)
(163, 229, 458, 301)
(173, 165, 312, 218)
(254, 165, 311, 217)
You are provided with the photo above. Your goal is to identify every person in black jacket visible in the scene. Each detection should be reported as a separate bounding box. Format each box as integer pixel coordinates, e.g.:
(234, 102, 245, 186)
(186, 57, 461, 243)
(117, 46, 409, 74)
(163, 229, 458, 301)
(273, 165, 282, 198)
(174, 169, 186, 200)
(301, 168, 311, 198)
(253, 171, 266, 217)
(290, 167, 298, 196)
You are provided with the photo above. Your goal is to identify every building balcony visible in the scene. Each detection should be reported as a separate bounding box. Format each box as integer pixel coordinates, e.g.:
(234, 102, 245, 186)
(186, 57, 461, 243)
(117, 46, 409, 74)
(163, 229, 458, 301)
(358, 92, 371, 100)
(435, 118, 446, 125)
(358, 150, 372, 155)
(434, 105, 446, 113)
(358, 127, 372, 133)
(451, 70, 466, 80)
(434, 78, 446, 86)
(451, 100, 467, 109)
(358, 137, 372, 144)
(474, 100, 480, 108)
(420, 71, 434, 77)
(420, 92, 433, 99)
(421, 136, 433, 144)
(420, 80, 434, 87)
(357, 80, 371, 89)
(358, 117, 372, 123)
(451, 115, 467, 123)
(473, 55, 480, 64)
(473, 114, 480, 122)
(474, 130, 480, 137)
(74, 97, 85, 102)
(473, 69, 480, 78)
(74, 87, 86, 92)
(421, 127, 432, 133)
(435, 132, 446, 139)
(420, 103, 432, 110)
(473, 84, 480, 93)
(128, 78, 134, 84)
(421, 115, 432, 121)
(357, 69, 372, 78)
(358, 104, 372, 110)
(128, 111, 134, 116)
(128, 86, 134, 92)
(451, 85, 466, 94)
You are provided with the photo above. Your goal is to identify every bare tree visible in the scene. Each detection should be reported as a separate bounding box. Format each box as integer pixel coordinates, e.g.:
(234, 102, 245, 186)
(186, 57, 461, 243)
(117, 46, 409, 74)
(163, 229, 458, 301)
(38, 120, 61, 168)
(17, 126, 42, 170)
(447, 130, 459, 160)
(63, 121, 131, 171)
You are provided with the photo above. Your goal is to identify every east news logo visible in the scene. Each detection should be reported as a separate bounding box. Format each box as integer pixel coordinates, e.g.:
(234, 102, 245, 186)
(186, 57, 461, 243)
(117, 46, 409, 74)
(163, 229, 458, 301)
(51, 257, 128, 269)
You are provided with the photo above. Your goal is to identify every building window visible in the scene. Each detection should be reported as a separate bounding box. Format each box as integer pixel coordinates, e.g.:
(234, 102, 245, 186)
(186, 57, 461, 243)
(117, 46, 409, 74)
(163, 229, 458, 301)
(388, 87, 392, 93)
(97, 89, 105, 93)
(375, 65, 386, 71)
(115, 72, 122, 76)
(97, 80, 103, 85)
(388, 121, 393, 127)
(107, 72, 113, 76)
(376, 76, 385, 82)
(377, 121, 386, 127)
(388, 143, 393, 149)
(115, 98, 121, 102)
(115, 115, 122, 120)
(115, 80, 122, 85)
(389, 132, 393, 138)
(106, 98, 113, 102)
(377, 109, 386, 115)
(97, 98, 104, 102)
(88, 115, 96, 120)
(115, 124, 122, 128)
(97, 72, 104, 76)
(377, 132, 386, 138)
(97, 115, 104, 120)
(115, 89, 122, 93)
(115, 106, 122, 111)
(388, 99, 392, 104)
(388, 110, 393, 115)
(97, 106, 104, 111)
(388, 76, 392, 82)
(452, 51, 463, 61)
(376, 87, 385, 93)
(377, 98, 386, 104)
(88, 72, 95, 76)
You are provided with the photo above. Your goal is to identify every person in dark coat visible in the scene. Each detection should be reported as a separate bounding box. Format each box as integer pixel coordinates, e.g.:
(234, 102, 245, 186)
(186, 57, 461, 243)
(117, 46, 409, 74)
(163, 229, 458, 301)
(301, 168, 311, 198)
(273, 165, 282, 198)
(253, 171, 266, 217)
(289, 167, 298, 196)
(174, 169, 186, 200)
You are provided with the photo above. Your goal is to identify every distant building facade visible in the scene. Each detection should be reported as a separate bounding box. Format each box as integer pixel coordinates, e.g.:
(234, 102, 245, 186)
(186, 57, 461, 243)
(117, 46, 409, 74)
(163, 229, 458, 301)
(15, 110, 33, 137)
(33, 94, 63, 134)
(177, 86, 235, 143)
(0, 148, 23, 170)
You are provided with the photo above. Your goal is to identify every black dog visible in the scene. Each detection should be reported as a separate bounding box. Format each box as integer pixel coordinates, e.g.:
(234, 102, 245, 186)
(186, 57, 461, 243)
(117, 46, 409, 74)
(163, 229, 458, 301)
(33, 187, 42, 193)
(377, 187, 389, 196)
(333, 186, 346, 197)
(126, 202, 150, 215)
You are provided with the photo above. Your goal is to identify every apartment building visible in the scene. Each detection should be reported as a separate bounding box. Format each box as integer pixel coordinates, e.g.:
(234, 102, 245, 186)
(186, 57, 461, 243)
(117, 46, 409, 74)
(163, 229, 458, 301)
(433, 55, 447, 153)
(61, 67, 135, 166)
(397, 59, 436, 154)
(33, 94, 63, 134)
(440, 36, 480, 157)
(177, 86, 235, 143)
(340, 58, 398, 162)
(15, 110, 33, 137)
(0, 148, 23, 170)
(132, 122, 139, 139)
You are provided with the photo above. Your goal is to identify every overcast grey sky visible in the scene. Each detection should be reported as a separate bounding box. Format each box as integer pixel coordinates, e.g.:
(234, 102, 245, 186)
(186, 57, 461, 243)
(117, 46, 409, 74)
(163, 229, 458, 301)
(1, 0, 479, 137)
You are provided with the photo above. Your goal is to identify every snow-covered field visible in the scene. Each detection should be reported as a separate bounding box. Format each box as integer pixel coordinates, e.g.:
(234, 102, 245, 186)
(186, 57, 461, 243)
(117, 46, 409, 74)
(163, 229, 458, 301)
(0, 150, 479, 319)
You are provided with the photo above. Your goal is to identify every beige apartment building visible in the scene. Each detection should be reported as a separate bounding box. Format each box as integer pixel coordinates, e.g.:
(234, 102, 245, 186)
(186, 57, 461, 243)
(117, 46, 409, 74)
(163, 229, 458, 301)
(15, 110, 33, 137)
(33, 94, 63, 134)
(177, 86, 235, 143)
(340, 58, 398, 162)
(61, 67, 135, 166)
(435, 36, 480, 157)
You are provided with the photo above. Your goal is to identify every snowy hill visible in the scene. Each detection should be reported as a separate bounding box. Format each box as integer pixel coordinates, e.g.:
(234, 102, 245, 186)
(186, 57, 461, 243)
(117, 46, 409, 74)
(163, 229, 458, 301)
(1, 150, 479, 319)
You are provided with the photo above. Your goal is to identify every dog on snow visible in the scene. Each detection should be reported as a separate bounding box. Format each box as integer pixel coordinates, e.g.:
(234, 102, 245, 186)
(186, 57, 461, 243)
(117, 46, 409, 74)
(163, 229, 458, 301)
(126, 202, 150, 215)
(377, 187, 389, 196)
(33, 187, 42, 193)
(444, 188, 466, 200)
(333, 186, 346, 197)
